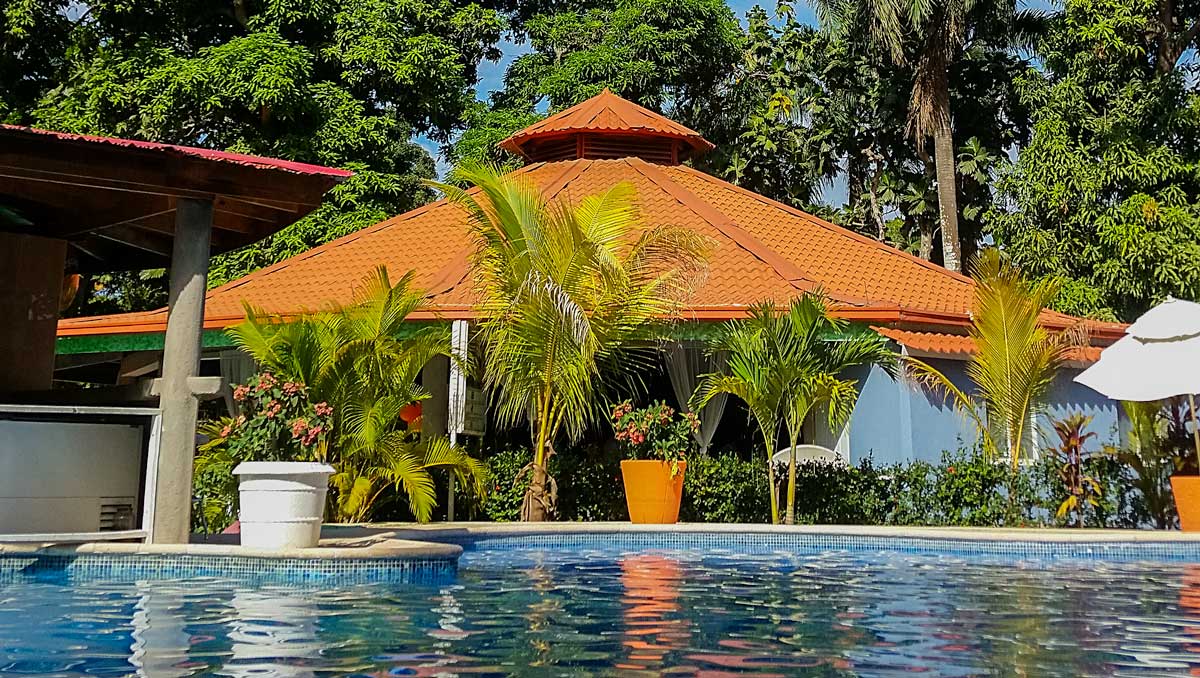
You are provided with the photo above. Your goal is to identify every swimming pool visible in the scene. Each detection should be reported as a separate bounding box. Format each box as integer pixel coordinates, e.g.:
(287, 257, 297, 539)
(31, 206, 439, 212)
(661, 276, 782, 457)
(6, 535, 1200, 676)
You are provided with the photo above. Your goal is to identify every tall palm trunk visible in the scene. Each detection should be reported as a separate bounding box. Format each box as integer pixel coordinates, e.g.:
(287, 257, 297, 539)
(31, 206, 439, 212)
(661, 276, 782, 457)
(521, 398, 556, 521)
(785, 427, 800, 525)
(764, 444, 781, 525)
(932, 118, 961, 272)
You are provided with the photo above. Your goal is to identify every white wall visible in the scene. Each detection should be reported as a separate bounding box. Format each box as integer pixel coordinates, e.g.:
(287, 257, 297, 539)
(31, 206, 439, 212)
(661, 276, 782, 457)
(0, 420, 143, 533)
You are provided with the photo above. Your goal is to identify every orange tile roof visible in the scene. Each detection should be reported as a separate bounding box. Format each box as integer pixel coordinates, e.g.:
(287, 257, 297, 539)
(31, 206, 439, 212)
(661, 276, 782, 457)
(873, 327, 1104, 363)
(57, 90, 1127, 349)
(498, 89, 714, 159)
(57, 155, 1129, 342)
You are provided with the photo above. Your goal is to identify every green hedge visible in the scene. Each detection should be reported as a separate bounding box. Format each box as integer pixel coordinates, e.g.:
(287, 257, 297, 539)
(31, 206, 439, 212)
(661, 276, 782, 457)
(469, 446, 1148, 528)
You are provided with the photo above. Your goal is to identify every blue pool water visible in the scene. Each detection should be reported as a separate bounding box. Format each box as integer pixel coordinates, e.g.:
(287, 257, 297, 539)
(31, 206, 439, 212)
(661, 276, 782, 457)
(6, 539, 1200, 676)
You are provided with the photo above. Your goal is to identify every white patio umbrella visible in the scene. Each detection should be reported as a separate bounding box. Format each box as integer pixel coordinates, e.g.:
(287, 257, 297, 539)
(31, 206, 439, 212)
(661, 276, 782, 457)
(1074, 297, 1200, 459)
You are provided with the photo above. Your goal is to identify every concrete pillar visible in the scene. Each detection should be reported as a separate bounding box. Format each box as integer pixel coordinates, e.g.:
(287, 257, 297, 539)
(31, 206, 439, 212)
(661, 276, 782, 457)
(0, 233, 66, 392)
(151, 199, 212, 544)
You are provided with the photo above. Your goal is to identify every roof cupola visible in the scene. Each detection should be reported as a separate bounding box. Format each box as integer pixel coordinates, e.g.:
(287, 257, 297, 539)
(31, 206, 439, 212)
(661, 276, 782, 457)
(498, 89, 714, 165)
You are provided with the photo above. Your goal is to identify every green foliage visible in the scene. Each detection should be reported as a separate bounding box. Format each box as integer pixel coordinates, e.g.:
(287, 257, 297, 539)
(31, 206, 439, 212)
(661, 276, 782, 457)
(454, 0, 741, 170)
(193, 418, 245, 533)
(610, 401, 698, 470)
(990, 0, 1200, 321)
(436, 163, 708, 520)
(221, 372, 334, 461)
(497, 0, 740, 111)
(61, 270, 168, 318)
(0, 0, 69, 122)
(445, 103, 542, 176)
(223, 266, 486, 523)
(680, 454, 772, 523)
(8, 0, 504, 304)
(474, 444, 1150, 527)
(695, 294, 898, 524)
(907, 249, 1085, 468)
(1110, 399, 1199, 529)
(475, 444, 626, 522)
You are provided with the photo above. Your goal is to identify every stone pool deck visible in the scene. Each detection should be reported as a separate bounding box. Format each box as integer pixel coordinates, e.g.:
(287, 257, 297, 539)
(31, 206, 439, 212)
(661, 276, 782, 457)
(0, 531, 461, 583)
(5, 523, 1200, 582)
(344, 521, 1200, 544)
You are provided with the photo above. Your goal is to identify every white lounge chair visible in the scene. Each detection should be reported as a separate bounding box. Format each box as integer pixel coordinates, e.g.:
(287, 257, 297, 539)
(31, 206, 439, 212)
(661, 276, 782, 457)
(771, 444, 845, 466)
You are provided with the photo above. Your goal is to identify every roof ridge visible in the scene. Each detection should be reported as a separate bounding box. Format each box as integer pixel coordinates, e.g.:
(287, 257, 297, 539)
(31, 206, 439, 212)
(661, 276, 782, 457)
(424, 159, 594, 298)
(205, 162, 562, 300)
(672, 165, 978, 288)
(624, 157, 848, 301)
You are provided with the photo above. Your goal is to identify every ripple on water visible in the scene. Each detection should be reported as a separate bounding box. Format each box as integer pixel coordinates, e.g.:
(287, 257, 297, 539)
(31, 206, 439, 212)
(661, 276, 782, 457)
(1, 548, 1200, 676)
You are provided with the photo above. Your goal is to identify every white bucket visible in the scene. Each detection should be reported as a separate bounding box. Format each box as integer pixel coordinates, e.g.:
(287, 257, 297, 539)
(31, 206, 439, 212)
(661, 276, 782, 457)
(233, 462, 335, 549)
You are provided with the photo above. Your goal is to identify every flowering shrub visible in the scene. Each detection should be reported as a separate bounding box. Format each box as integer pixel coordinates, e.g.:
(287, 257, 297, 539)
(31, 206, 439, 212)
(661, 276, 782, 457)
(611, 400, 698, 472)
(220, 371, 334, 462)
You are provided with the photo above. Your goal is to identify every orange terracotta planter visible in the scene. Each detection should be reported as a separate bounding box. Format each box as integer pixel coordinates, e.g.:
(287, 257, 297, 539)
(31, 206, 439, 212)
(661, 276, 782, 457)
(621, 460, 686, 524)
(1173, 476, 1200, 531)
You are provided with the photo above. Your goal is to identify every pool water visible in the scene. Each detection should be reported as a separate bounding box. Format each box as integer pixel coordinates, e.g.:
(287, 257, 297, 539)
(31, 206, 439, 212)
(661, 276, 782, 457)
(6, 542, 1200, 677)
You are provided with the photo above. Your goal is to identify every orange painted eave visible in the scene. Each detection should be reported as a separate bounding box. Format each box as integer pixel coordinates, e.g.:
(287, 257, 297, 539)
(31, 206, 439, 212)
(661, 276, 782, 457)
(57, 302, 1129, 343)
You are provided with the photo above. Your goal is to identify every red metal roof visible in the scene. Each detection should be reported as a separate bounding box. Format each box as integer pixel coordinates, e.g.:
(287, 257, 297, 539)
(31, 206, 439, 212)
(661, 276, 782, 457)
(1, 125, 353, 178)
(498, 89, 714, 159)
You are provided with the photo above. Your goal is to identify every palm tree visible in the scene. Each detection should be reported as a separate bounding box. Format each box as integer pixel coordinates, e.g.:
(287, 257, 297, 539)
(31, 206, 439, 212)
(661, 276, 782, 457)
(435, 163, 709, 521)
(907, 249, 1085, 470)
(812, 0, 1040, 271)
(226, 266, 486, 522)
(694, 295, 897, 524)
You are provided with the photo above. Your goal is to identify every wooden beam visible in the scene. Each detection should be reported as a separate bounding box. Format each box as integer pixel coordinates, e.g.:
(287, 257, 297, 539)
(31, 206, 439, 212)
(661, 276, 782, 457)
(214, 196, 295, 224)
(129, 213, 244, 250)
(96, 224, 173, 257)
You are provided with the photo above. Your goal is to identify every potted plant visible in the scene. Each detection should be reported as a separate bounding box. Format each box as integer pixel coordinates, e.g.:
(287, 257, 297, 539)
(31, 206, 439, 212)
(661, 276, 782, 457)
(220, 372, 335, 548)
(612, 401, 698, 524)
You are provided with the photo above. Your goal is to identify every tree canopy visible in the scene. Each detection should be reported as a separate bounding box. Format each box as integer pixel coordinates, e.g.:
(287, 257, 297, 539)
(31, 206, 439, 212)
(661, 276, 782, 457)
(3, 0, 1198, 321)
(988, 0, 1200, 320)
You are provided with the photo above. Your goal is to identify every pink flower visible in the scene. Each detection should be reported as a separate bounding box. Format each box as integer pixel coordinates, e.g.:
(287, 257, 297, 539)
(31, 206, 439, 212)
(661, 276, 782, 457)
(282, 381, 301, 395)
(219, 425, 232, 438)
(314, 402, 333, 417)
(256, 372, 277, 392)
(233, 385, 249, 402)
(291, 418, 309, 439)
(264, 400, 282, 419)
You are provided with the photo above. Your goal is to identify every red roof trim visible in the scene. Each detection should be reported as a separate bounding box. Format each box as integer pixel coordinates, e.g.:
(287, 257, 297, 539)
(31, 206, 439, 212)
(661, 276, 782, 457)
(2, 125, 353, 178)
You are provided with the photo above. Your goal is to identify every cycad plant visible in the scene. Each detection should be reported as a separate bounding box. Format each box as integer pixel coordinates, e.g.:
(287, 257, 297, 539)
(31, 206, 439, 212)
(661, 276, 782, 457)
(907, 249, 1085, 470)
(694, 294, 897, 524)
(222, 266, 486, 523)
(435, 163, 709, 521)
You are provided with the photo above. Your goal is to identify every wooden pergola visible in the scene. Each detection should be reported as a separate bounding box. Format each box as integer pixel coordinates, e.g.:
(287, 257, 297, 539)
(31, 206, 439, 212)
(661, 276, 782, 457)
(0, 125, 349, 543)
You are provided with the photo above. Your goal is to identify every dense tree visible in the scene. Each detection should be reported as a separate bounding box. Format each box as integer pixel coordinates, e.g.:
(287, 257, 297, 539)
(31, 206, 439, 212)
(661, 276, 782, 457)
(812, 0, 1039, 271)
(5, 0, 504, 305)
(0, 0, 70, 122)
(990, 0, 1200, 321)
(713, 2, 1025, 265)
(450, 0, 742, 169)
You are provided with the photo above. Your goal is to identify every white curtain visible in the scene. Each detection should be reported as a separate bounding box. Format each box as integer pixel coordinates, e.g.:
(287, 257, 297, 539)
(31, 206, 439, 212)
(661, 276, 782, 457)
(665, 342, 728, 455)
(219, 350, 256, 416)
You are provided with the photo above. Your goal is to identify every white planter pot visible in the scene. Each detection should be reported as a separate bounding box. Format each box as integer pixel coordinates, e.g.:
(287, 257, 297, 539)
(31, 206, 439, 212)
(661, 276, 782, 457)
(233, 462, 334, 549)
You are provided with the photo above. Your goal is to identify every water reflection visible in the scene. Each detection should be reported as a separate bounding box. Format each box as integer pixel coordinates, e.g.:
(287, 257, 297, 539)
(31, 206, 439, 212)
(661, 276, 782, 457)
(129, 582, 191, 678)
(6, 550, 1200, 676)
(617, 553, 691, 672)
